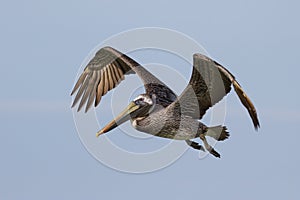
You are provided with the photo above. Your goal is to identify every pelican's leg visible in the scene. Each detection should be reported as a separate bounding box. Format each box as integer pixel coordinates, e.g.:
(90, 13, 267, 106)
(185, 140, 205, 152)
(199, 134, 221, 158)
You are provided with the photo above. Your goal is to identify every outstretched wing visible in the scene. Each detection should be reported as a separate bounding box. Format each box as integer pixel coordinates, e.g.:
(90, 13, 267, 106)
(167, 53, 260, 129)
(71, 46, 176, 112)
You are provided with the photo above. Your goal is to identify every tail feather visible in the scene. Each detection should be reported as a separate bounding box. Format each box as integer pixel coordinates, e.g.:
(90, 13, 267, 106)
(205, 125, 229, 141)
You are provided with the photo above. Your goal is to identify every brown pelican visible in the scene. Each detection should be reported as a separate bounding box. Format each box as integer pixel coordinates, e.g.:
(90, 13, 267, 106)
(71, 46, 260, 157)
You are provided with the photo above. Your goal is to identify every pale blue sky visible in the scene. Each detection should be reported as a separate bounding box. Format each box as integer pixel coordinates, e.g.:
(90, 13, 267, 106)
(0, 0, 299, 199)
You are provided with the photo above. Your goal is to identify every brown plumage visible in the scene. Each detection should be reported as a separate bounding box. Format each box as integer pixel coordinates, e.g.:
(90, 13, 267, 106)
(71, 46, 260, 157)
(170, 54, 260, 129)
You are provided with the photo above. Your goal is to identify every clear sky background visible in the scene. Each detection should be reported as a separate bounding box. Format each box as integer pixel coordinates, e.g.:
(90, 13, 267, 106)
(1, 0, 299, 199)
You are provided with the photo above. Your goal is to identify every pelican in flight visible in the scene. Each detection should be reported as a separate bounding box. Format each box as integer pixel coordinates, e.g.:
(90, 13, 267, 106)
(71, 46, 260, 157)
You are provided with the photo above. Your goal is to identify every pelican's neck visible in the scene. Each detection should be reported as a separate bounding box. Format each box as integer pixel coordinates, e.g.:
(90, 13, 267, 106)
(131, 105, 163, 129)
(131, 116, 146, 128)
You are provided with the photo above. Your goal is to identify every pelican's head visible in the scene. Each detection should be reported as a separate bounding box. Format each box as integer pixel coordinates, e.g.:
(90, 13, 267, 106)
(96, 94, 155, 137)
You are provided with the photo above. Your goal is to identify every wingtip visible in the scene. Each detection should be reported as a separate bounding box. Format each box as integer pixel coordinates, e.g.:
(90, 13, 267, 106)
(252, 111, 260, 131)
(254, 122, 260, 131)
(70, 89, 75, 96)
(84, 105, 91, 113)
(71, 100, 77, 109)
(77, 104, 83, 112)
(70, 90, 76, 96)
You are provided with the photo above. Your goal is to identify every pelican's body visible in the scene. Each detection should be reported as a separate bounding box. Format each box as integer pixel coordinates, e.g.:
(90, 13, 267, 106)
(132, 103, 203, 140)
(71, 46, 260, 157)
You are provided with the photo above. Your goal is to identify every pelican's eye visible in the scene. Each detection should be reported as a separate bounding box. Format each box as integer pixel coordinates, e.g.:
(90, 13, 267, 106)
(134, 98, 145, 105)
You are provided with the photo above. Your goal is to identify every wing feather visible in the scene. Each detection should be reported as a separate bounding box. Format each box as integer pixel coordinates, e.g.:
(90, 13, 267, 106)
(167, 53, 260, 129)
(102, 66, 109, 96)
(71, 71, 88, 95)
(112, 63, 122, 83)
(85, 71, 100, 112)
(232, 81, 260, 129)
(72, 72, 91, 108)
(115, 62, 125, 80)
(71, 46, 173, 112)
(95, 70, 104, 107)
(109, 64, 118, 86)
(78, 71, 97, 112)
(106, 65, 115, 90)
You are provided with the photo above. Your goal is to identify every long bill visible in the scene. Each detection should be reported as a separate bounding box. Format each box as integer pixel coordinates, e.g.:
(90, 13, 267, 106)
(96, 101, 140, 137)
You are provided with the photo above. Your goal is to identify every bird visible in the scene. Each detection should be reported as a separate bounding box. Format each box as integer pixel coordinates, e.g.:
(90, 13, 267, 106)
(71, 46, 260, 158)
